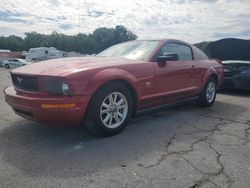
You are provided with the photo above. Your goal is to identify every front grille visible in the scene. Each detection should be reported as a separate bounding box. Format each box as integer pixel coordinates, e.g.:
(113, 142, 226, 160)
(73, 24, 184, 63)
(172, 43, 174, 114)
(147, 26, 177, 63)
(11, 74, 39, 92)
(224, 64, 250, 78)
(224, 71, 239, 77)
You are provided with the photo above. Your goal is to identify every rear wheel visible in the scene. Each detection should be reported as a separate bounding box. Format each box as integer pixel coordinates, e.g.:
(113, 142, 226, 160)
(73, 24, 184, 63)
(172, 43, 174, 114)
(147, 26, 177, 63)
(197, 77, 217, 107)
(85, 82, 133, 136)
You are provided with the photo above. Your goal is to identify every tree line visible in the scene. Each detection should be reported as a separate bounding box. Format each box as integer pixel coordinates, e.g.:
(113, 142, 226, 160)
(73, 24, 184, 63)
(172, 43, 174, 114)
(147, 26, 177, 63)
(193, 41, 210, 56)
(0, 25, 137, 54)
(0, 23, 219, 57)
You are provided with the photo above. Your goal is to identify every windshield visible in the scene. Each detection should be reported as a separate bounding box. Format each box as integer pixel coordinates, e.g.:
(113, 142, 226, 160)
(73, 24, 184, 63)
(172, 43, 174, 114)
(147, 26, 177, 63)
(97, 40, 160, 61)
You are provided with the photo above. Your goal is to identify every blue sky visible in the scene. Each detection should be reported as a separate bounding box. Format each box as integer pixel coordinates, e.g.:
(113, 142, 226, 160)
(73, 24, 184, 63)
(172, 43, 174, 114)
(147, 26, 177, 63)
(0, 0, 249, 43)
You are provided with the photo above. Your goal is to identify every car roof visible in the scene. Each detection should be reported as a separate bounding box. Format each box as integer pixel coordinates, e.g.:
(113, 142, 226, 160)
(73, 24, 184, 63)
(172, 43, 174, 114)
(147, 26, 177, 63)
(120, 39, 192, 46)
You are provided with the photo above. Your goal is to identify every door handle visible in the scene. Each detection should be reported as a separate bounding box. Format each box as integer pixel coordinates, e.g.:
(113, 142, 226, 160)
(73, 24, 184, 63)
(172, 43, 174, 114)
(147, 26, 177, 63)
(191, 65, 195, 68)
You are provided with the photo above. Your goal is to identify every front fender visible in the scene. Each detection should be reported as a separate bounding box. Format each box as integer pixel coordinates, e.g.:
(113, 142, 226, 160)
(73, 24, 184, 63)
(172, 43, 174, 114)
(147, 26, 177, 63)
(83, 68, 139, 96)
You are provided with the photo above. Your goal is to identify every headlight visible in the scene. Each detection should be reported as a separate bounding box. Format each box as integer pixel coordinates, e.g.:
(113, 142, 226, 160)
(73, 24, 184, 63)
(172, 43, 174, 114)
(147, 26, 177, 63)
(43, 77, 73, 96)
(62, 81, 71, 95)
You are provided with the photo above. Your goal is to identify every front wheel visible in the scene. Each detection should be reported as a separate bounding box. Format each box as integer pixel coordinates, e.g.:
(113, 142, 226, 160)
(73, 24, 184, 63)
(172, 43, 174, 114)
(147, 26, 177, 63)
(197, 77, 217, 107)
(5, 64, 10, 69)
(85, 82, 133, 136)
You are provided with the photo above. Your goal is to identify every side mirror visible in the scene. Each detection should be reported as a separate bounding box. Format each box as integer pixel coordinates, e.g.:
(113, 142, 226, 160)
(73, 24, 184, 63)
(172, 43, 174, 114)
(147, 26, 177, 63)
(157, 53, 179, 63)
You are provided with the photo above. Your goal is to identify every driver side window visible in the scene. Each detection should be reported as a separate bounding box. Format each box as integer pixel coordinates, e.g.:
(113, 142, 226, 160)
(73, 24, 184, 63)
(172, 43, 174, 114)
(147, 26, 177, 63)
(159, 43, 193, 61)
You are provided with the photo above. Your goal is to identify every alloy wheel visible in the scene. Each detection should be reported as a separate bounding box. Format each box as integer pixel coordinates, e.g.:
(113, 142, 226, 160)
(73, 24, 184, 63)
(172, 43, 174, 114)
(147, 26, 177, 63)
(206, 81, 216, 103)
(100, 92, 128, 129)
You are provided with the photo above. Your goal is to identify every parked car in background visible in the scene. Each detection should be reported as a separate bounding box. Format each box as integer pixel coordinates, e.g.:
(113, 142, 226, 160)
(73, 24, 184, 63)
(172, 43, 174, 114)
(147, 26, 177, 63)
(4, 39, 224, 136)
(222, 60, 250, 90)
(3, 58, 30, 69)
(0, 59, 4, 67)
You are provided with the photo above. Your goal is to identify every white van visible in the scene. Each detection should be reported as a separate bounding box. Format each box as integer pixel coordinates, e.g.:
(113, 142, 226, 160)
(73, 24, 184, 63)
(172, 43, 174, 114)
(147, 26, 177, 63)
(26, 47, 67, 62)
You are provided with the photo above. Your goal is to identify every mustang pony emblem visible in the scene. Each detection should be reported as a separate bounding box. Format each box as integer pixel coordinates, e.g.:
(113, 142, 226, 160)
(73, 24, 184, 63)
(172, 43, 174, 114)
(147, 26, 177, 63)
(16, 77, 23, 84)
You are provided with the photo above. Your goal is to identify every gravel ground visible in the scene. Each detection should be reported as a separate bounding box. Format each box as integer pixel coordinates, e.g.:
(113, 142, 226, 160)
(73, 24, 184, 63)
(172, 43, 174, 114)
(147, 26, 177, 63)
(0, 68, 250, 188)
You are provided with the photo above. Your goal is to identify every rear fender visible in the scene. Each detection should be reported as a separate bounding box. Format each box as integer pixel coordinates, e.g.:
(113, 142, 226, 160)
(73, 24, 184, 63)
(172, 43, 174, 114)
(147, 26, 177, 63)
(200, 67, 218, 91)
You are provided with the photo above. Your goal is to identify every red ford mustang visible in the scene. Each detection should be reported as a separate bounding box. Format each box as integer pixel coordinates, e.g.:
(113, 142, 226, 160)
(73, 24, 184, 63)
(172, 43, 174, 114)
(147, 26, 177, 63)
(4, 39, 223, 136)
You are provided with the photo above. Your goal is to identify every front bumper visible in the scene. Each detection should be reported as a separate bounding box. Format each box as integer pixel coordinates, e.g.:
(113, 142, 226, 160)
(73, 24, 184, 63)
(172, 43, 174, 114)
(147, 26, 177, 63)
(221, 74, 250, 90)
(4, 86, 89, 125)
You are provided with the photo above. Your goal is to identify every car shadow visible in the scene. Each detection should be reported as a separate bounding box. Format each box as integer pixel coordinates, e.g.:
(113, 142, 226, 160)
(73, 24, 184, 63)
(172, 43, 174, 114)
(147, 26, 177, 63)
(218, 89, 250, 97)
(0, 100, 247, 179)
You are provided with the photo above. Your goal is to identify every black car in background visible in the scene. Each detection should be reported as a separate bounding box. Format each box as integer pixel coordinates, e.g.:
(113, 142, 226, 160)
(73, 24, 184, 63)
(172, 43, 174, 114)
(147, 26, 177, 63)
(222, 60, 250, 90)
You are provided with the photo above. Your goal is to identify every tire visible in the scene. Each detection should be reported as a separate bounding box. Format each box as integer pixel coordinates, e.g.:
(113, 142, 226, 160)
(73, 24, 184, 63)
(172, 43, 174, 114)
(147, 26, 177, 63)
(85, 82, 133, 136)
(5, 64, 10, 69)
(197, 77, 217, 107)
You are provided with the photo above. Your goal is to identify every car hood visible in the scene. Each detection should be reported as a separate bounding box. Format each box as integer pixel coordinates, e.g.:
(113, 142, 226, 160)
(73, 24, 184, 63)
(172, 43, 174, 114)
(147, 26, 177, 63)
(11, 57, 143, 76)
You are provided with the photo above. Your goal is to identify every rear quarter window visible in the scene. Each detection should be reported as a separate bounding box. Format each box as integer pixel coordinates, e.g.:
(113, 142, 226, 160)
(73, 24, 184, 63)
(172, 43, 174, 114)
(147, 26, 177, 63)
(196, 48, 209, 60)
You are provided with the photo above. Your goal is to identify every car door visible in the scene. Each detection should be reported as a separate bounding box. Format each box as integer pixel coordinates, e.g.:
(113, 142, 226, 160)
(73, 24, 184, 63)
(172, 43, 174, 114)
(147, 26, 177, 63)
(153, 42, 198, 97)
